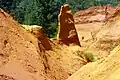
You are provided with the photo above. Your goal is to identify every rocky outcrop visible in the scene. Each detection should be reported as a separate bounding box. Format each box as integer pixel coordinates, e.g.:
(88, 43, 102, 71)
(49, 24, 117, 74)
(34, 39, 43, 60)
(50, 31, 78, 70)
(21, 25, 52, 50)
(74, 4, 120, 24)
(57, 4, 81, 46)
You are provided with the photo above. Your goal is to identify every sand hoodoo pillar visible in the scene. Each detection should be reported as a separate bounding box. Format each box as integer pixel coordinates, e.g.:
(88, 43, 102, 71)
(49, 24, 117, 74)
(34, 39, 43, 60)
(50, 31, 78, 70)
(57, 4, 81, 46)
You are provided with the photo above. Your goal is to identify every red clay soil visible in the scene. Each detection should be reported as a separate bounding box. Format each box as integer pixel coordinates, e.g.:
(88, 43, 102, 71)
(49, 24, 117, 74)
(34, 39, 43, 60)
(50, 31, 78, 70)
(0, 9, 69, 80)
(74, 4, 120, 24)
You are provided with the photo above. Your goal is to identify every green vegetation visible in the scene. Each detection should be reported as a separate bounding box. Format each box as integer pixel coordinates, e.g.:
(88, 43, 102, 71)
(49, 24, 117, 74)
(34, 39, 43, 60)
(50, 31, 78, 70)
(84, 52, 98, 62)
(0, 0, 120, 37)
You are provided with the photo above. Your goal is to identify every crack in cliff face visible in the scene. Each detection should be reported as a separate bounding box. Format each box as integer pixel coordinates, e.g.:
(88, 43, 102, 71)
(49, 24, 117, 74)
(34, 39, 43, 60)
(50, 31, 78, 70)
(37, 40, 50, 73)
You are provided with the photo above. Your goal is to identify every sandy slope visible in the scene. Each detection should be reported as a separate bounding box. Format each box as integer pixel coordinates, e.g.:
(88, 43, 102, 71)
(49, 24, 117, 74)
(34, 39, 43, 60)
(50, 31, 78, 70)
(67, 44, 120, 80)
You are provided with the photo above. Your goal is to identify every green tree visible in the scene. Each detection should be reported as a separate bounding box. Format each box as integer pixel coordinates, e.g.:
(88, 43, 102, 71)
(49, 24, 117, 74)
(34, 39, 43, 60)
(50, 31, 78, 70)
(0, 0, 23, 23)
(17, 0, 65, 37)
(68, 0, 98, 13)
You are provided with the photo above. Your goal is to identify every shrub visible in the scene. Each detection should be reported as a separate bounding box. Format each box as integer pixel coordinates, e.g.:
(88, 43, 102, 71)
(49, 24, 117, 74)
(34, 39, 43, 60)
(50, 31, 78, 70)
(84, 52, 98, 62)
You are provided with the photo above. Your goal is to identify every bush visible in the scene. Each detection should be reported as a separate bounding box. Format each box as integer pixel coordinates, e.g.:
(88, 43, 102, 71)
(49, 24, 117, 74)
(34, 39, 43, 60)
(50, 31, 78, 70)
(84, 52, 98, 62)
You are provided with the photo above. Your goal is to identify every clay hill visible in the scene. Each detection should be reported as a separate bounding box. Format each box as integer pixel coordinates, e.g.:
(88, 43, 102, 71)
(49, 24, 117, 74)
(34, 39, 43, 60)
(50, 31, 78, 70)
(1, 3, 120, 80)
(0, 5, 85, 80)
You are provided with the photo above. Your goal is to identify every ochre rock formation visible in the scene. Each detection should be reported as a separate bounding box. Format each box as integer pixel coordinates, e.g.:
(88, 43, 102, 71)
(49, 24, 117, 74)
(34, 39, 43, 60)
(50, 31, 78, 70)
(74, 4, 120, 24)
(57, 4, 81, 46)
(21, 25, 52, 50)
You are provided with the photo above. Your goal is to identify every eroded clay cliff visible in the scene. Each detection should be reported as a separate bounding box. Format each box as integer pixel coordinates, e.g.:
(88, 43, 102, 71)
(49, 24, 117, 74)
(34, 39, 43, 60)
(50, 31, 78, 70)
(74, 4, 120, 24)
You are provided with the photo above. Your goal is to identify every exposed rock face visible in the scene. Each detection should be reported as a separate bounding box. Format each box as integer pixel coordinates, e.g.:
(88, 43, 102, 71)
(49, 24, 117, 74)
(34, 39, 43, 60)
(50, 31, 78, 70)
(74, 4, 120, 24)
(74, 4, 120, 58)
(57, 4, 81, 46)
(21, 25, 52, 50)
